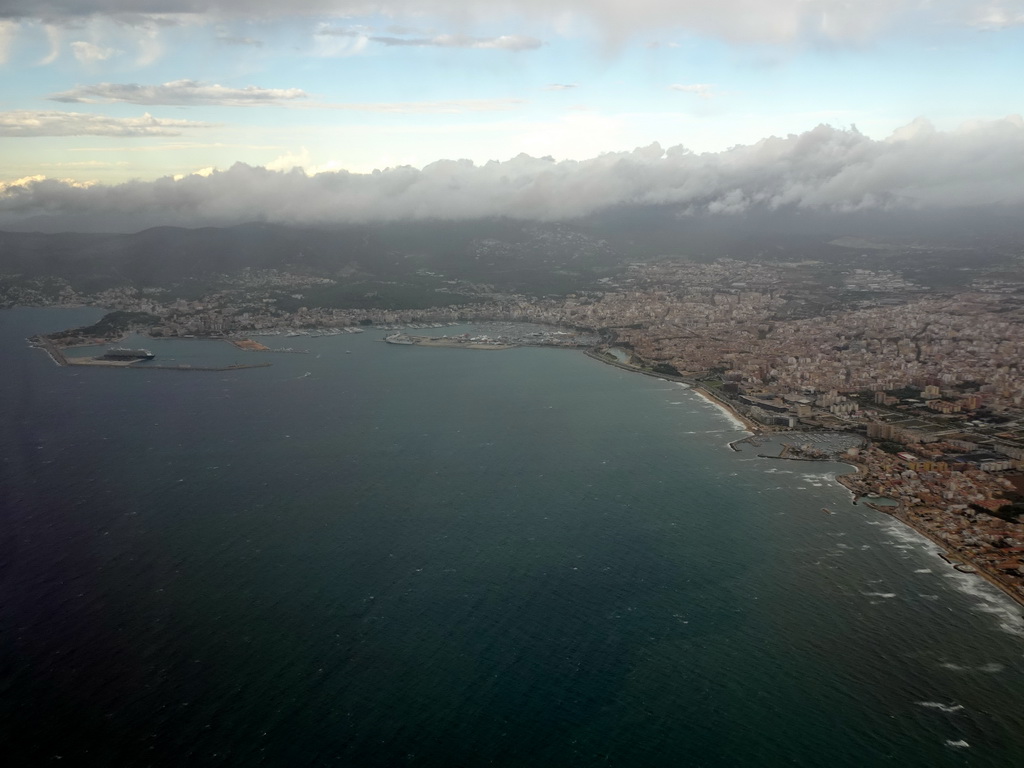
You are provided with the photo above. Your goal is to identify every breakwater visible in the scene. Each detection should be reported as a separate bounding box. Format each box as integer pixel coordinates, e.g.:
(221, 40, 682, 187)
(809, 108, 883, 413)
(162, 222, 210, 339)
(133, 362, 272, 371)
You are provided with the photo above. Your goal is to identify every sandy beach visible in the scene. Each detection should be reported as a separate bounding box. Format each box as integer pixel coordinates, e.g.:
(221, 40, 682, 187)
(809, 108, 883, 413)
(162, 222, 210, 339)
(689, 386, 761, 434)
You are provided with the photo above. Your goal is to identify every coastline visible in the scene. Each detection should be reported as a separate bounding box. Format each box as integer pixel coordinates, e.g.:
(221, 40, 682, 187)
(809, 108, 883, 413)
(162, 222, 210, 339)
(582, 348, 761, 435)
(837, 462, 1024, 610)
(30, 315, 1024, 615)
(582, 347, 1024, 615)
(688, 385, 761, 435)
(885, 506, 1024, 611)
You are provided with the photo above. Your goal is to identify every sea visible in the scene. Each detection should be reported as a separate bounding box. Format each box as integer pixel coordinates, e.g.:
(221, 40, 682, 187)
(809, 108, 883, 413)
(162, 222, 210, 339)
(3, 306, 1024, 767)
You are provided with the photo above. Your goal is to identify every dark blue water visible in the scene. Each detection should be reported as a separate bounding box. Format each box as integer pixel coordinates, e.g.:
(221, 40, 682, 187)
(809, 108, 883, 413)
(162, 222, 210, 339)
(3, 307, 1024, 767)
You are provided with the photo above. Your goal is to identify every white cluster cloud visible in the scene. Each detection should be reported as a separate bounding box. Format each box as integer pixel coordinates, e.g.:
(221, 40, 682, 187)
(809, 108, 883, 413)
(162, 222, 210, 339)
(69, 40, 122, 62)
(0, 110, 213, 136)
(5, 1, 1022, 45)
(972, 4, 1024, 27)
(2, 117, 1022, 226)
(49, 80, 311, 106)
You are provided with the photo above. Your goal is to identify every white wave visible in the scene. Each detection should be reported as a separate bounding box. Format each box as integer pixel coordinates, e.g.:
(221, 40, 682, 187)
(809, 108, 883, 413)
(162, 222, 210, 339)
(940, 662, 1006, 673)
(914, 568, 933, 574)
(689, 390, 750, 432)
(863, 592, 897, 599)
(800, 472, 837, 484)
(917, 701, 965, 714)
(879, 519, 939, 550)
(945, 740, 970, 749)
(941, 570, 1024, 638)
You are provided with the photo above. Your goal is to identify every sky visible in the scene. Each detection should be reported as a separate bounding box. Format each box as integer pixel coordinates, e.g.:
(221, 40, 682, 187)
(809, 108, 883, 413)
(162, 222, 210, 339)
(0, 1, 1023, 229)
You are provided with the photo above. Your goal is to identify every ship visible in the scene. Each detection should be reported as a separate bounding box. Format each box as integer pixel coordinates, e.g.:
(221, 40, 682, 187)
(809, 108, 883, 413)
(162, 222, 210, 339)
(103, 347, 155, 360)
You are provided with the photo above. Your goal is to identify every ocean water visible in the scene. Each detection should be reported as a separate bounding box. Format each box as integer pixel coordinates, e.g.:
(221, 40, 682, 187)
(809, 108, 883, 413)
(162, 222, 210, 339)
(3, 306, 1024, 767)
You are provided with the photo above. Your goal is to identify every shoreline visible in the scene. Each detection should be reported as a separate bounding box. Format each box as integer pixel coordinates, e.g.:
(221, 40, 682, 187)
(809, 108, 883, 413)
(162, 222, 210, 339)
(888, 506, 1024, 611)
(583, 348, 762, 434)
(28, 314, 1024, 614)
(838, 462, 1024, 610)
(688, 386, 761, 434)
(583, 347, 1024, 615)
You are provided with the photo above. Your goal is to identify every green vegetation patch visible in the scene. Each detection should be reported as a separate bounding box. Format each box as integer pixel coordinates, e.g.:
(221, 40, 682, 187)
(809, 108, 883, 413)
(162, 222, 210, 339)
(50, 310, 161, 339)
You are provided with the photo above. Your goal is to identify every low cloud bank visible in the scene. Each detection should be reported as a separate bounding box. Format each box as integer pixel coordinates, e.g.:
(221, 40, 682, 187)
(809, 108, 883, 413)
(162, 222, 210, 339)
(0, 110, 213, 137)
(3, 117, 1023, 229)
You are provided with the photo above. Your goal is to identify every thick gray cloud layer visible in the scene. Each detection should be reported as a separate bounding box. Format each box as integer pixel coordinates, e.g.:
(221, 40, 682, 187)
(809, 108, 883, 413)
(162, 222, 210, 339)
(2, 118, 1022, 225)
(49, 80, 310, 106)
(3, 1, 1019, 44)
(0, 109, 213, 136)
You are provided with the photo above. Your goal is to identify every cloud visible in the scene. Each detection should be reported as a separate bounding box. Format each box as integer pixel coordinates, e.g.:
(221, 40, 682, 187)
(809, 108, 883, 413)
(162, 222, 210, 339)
(971, 6, 1024, 28)
(318, 98, 525, 113)
(2, 117, 1023, 226)
(544, 83, 577, 91)
(0, 19, 17, 63)
(1, 1, 1010, 46)
(70, 40, 121, 61)
(669, 83, 714, 99)
(216, 33, 263, 46)
(0, 110, 215, 137)
(315, 26, 542, 51)
(369, 33, 543, 50)
(314, 24, 370, 36)
(49, 79, 311, 106)
(0, 175, 96, 194)
(42, 91, 521, 117)
(39, 23, 62, 64)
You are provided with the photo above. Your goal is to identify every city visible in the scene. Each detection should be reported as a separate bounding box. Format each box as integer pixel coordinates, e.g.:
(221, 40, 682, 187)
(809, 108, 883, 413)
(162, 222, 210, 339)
(11, 249, 1024, 606)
